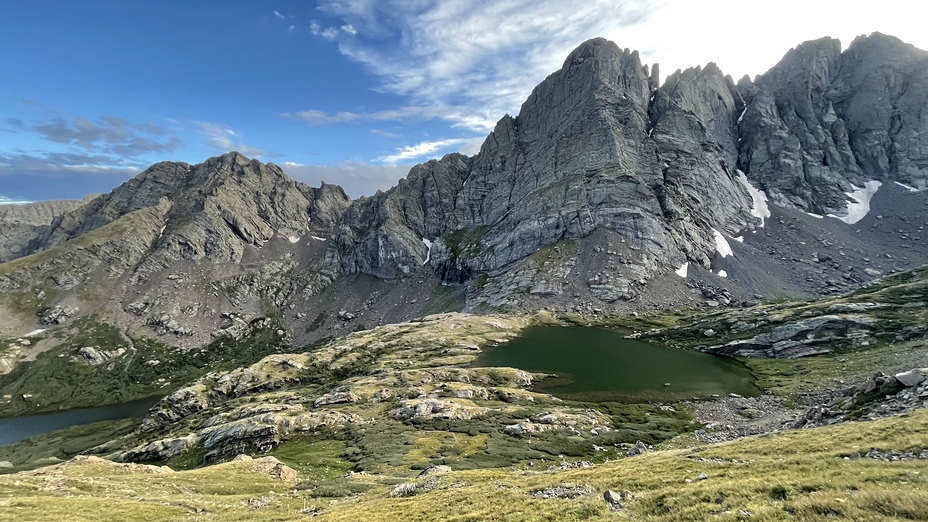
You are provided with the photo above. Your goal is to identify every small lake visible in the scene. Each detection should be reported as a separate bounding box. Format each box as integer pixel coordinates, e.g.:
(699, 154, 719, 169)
(0, 397, 160, 447)
(473, 326, 760, 402)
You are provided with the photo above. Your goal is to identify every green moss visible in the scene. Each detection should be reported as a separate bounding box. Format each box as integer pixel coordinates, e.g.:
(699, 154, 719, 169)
(443, 226, 492, 258)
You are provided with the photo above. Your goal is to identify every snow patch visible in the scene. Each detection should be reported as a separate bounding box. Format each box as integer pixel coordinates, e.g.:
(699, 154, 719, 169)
(806, 212, 824, 219)
(736, 170, 770, 227)
(827, 181, 881, 225)
(713, 229, 733, 258)
(895, 181, 920, 193)
(25, 329, 46, 337)
(717, 270, 728, 278)
(731, 236, 744, 243)
(288, 236, 301, 244)
(311, 235, 327, 241)
(422, 238, 433, 265)
(675, 262, 688, 278)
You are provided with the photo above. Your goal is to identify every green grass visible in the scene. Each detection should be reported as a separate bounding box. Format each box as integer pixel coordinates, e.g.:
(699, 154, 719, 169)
(0, 419, 138, 474)
(0, 316, 289, 416)
(1, 409, 925, 521)
(743, 339, 928, 398)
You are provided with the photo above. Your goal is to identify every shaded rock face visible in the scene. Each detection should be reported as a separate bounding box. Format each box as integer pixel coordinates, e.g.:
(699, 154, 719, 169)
(738, 33, 928, 212)
(0, 196, 96, 262)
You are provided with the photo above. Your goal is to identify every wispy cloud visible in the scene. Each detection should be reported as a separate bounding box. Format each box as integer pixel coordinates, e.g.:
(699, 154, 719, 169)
(0, 151, 141, 201)
(310, 20, 358, 41)
(380, 138, 472, 164)
(28, 115, 180, 158)
(195, 121, 270, 157)
(273, 10, 285, 20)
(0, 150, 142, 177)
(283, 105, 447, 125)
(310, 0, 657, 132)
(370, 129, 401, 138)
(0, 195, 34, 205)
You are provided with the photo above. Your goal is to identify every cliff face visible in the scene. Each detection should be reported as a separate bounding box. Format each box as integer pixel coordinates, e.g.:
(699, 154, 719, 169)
(2, 33, 928, 344)
(326, 33, 928, 303)
(328, 39, 757, 296)
(738, 33, 928, 212)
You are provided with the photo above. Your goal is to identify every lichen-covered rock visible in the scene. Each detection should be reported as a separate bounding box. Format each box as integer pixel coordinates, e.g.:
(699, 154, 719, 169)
(389, 399, 487, 421)
(118, 434, 198, 461)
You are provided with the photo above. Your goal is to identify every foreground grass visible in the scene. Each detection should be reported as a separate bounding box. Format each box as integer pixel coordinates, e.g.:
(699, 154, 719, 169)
(1, 409, 925, 521)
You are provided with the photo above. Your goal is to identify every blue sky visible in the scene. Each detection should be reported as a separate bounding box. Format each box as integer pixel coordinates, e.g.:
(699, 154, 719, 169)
(2, 0, 925, 203)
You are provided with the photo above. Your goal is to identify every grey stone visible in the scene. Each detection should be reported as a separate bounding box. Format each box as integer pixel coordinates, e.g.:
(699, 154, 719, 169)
(627, 440, 649, 456)
(895, 369, 927, 387)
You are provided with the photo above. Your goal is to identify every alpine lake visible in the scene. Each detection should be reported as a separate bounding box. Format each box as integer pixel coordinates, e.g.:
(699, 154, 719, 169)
(473, 325, 761, 402)
(0, 397, 159, 447)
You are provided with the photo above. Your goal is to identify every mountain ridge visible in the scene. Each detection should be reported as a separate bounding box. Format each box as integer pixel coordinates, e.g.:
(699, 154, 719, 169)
(2, 32, 928, 348)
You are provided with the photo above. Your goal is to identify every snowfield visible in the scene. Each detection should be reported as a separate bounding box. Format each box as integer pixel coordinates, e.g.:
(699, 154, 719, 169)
(828, 181, 881, 225)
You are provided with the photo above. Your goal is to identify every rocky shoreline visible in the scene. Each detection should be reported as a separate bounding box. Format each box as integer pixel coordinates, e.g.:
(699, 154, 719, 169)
(688, 367, 928, 444)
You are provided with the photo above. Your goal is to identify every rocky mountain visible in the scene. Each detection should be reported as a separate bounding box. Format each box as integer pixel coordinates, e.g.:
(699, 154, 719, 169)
(0, 194, 98, 263)
(2, 32, 928, 350)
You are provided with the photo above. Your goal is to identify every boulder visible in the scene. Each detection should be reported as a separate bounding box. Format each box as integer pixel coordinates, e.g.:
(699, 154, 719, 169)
(627, 440, 649, 457)
(895, 369, 927, 387)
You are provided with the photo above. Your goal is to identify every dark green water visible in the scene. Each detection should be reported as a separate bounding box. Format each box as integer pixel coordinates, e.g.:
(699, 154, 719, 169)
(0, 397, 159, 447)
(473, 326, 760, 402)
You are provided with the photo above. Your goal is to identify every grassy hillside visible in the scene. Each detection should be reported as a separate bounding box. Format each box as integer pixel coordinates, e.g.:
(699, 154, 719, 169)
(1, 409, 925, 521)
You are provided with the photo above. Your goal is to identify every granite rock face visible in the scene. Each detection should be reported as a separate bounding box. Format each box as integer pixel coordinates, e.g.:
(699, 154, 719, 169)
(24, 153, 350, 273)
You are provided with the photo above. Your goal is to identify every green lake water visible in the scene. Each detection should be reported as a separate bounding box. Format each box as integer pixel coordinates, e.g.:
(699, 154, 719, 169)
(473, 326, 761, 402)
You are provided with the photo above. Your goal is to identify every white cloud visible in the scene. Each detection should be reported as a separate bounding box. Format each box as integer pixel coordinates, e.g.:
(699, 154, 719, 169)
(283, 105, 447, 124)
(273, 10, 285, 20)
(310, 0, 928, 136)
(371, 129, 401, 138)
(310, 19, 358, 40)
(280, 160, 412, 197)
(195, 121, 269, 157)
(0, 196, 33, 205)
(341, 24, 357, 36)
(314, 0, 657, 131)
(380, 138, 472, 163)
